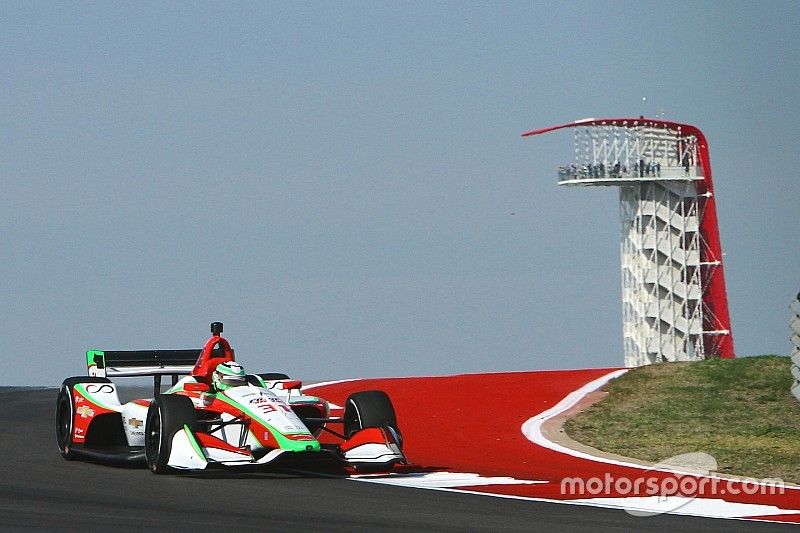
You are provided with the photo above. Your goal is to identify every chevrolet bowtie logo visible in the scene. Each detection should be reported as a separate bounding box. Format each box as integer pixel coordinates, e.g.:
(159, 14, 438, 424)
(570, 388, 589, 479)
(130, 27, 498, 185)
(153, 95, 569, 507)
(76, 406, 95, 418)
(128, 418, 143, 429)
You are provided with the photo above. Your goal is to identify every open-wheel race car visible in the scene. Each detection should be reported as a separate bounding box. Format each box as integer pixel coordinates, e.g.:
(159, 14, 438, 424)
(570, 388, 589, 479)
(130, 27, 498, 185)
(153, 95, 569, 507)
(56, 322, 405, 474)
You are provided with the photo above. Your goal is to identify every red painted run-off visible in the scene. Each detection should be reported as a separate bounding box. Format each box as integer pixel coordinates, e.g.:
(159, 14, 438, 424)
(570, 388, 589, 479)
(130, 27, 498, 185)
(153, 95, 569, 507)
(310, 369, 800, 522)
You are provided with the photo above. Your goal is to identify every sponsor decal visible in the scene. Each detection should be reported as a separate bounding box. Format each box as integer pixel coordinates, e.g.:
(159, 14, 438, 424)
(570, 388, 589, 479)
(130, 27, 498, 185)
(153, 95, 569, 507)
(250, 401, 294, 417)
(85, 384, 114, 394)
(286, 434, 315, 441)
(84, 383, 114, 394)
(74, 427, 85, 440)
(76, 406, 95, 418)
(128, 417, 143, 429)
(249, 394, 290, 408)
(249, 397, 275, 405)
(75, 396, 84, 404)
(200, 393, 214, 407)
(263, 431, 270, 442)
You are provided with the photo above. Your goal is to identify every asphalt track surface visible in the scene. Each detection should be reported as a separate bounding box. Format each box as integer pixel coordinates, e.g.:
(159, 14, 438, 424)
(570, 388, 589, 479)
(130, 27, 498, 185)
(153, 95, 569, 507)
(2, 387, 796, 532)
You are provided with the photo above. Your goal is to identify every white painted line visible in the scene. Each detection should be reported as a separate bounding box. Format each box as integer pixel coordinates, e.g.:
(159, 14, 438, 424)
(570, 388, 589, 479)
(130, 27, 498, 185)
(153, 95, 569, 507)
(303, 379, 358, 390)
(521, 369, 656, 470)
(350, 479, 800, 525)
(352, 471, 546, 489)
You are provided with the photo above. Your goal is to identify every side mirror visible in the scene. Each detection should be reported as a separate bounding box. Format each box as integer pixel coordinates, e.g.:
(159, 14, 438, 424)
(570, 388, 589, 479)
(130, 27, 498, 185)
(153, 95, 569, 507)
(184, 382, 211, 393)
(280, 380, 302, 391)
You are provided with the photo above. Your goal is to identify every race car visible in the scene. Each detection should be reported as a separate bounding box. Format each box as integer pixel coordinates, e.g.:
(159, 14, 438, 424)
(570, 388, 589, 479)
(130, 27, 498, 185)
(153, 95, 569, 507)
(55, 322, 405, 474)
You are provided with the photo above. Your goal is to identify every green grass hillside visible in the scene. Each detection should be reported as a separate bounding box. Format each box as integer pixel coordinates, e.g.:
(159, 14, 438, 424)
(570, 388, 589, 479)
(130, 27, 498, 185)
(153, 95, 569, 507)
(564, 356, 800, 483)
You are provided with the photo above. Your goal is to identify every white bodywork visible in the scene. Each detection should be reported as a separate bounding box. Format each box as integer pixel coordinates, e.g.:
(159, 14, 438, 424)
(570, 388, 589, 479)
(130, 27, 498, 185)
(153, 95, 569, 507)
(343, 442, 404, 465)
(168, 428, 209, 470)
(121, 402, 148, 447)
(223, 386, 312, 436)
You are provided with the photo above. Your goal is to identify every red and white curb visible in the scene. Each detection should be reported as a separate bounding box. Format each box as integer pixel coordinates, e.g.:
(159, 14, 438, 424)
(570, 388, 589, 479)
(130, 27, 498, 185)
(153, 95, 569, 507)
(307, 369, 800, 523)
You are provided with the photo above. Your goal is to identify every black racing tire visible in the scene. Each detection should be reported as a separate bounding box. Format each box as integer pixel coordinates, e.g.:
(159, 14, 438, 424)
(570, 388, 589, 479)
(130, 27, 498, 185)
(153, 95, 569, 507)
(145, 394, 197, 474)
(343, 390, 402, 449)
(55, 376, 112, 460)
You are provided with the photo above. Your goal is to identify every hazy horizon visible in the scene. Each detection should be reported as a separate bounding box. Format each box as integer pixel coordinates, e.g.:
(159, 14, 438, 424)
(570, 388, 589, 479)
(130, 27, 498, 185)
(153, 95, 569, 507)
(3, 2, 798, 385)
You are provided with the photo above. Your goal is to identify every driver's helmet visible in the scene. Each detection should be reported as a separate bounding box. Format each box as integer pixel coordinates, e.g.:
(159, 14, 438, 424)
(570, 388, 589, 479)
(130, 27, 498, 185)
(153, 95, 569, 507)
(211, 361, 247, 391)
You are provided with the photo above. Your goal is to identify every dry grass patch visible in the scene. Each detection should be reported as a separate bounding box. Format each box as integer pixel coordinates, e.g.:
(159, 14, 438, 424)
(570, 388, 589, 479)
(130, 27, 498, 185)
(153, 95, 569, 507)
(564, 356, 800, 483)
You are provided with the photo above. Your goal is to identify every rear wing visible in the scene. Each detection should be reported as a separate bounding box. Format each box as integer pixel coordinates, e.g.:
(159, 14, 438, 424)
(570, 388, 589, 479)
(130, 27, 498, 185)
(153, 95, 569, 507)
(86, 322, 236, 395)
(87, 349, 205, 394)
(87, 349, 201, 378)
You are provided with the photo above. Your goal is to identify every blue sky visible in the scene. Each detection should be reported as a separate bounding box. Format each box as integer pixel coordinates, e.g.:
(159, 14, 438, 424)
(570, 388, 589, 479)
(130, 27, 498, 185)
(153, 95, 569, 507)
(2, 2, 798, 385)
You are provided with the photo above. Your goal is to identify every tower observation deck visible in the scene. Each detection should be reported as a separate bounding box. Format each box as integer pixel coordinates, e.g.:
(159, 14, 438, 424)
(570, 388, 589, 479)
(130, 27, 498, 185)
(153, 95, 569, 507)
(523, 118, 734, 367)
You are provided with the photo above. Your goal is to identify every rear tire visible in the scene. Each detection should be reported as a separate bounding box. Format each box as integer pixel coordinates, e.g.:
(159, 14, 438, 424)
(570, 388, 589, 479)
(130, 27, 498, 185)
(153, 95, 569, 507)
(55, 376, 112, 460)
(343, 390, 402, 449)
(145, 394, 197, 474)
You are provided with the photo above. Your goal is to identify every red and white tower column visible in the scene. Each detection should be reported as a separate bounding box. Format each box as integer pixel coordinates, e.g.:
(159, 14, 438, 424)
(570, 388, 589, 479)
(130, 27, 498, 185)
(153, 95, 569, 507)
(523, 118, 734, 366)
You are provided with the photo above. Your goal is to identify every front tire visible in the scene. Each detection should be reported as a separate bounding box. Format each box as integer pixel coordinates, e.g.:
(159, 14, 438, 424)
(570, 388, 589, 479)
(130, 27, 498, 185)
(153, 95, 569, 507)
(343, 390, 402, 449)
(145, 394, 197, 474)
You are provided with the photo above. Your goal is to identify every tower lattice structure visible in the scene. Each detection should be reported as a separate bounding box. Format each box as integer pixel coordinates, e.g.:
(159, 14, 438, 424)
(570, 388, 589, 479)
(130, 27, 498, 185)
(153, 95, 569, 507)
(524, 118, 734, 366)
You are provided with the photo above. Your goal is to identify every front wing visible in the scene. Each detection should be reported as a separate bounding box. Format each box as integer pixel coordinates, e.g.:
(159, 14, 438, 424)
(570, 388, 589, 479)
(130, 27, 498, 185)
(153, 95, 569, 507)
(166, 425, 405, 471)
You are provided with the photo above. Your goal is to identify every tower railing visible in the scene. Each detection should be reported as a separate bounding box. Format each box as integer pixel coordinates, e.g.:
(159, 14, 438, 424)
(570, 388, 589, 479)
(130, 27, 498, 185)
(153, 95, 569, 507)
(557, 165, 704, 184)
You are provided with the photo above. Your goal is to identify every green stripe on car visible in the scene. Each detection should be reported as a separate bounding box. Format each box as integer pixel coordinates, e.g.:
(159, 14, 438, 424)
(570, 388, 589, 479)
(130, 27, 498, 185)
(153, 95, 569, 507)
(214, 394, 320, 453)
(184, 425, 207, 462)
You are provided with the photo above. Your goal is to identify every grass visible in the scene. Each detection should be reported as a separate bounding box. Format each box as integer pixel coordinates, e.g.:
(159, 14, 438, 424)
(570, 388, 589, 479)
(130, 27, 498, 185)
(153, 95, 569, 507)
(563, 355, 800, 483)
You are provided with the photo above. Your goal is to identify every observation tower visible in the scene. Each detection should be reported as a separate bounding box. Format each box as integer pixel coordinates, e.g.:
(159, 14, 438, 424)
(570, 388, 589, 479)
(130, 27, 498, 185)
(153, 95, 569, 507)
(523, 118, 734, 367)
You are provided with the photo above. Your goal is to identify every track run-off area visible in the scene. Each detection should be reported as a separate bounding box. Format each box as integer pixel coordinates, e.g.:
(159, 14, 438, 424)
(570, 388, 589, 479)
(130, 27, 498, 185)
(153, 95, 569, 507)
(310, 368, 800, 524)
(1, 368, 798, 531)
